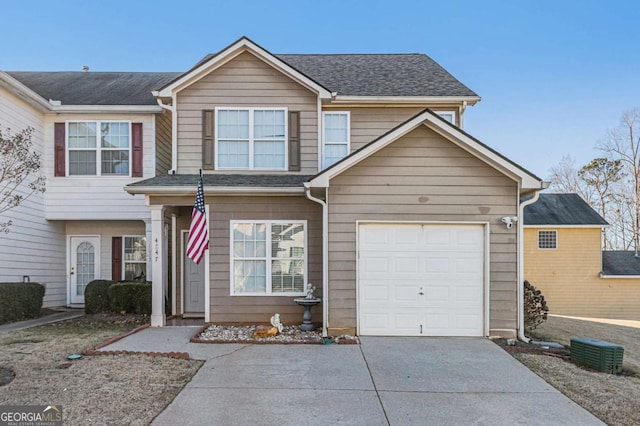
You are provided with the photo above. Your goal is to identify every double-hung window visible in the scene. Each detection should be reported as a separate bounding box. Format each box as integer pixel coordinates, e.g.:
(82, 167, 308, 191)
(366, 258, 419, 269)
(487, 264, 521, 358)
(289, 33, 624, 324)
(322, 111, 350, 169)
(231, 221, 306, 295)
(216, 108, 287, 170)
(68, 121, 131, 176)
(123, 236, 147, 280)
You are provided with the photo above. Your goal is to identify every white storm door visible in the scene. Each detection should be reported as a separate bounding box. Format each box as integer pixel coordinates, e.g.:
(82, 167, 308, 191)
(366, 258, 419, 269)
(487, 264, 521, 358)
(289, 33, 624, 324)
(358, 224, 484, 337)
(69, 236, 101, 304)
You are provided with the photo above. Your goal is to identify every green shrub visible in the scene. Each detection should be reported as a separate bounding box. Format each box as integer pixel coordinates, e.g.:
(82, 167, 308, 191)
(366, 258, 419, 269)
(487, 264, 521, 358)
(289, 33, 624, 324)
(0, 282, 45, 323)
(524, 280, 549, 334)
(107, 281, 152, 315)
(84, 280, 116, 314)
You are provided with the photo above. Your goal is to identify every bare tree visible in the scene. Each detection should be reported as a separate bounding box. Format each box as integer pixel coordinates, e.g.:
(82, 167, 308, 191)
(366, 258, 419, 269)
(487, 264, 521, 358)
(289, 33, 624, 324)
(0, 126, 46, 233)
(600, 108, 640, 255)
(578, 158, 623, 249)
(548, 155, 594, 203)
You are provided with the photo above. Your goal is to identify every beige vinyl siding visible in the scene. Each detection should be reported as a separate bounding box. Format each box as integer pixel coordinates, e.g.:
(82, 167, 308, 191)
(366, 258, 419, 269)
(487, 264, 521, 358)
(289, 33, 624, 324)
(327, 124, 519, 334)
(176, 51, 318, 174)
(66, 220, 146, 281)
(155, 109, 172, 175)
(0, 87, 67, 307)
(339, 107, 424, 152)
(205, 196, 322, 324)
(524, 227, 640, 320)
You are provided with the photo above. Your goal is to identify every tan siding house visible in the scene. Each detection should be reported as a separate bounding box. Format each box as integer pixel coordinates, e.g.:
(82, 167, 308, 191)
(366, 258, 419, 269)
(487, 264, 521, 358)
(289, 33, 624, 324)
(1, 36, 547, 337)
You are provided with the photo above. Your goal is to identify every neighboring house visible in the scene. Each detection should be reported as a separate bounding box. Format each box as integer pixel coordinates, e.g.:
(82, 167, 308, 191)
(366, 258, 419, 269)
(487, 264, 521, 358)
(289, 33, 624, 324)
(524, 193, 640, 320)
(0, 37, 547, 338)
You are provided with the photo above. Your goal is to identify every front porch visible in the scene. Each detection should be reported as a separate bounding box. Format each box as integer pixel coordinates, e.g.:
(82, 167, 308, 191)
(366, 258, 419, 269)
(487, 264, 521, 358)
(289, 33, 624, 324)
(145, 192, 323, 329)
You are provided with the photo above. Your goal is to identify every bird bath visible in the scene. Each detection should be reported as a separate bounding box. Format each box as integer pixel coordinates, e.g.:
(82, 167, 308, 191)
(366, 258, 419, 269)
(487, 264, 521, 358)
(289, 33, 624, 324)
(294, 298, 321, 331)
(294, 284, 321, 331)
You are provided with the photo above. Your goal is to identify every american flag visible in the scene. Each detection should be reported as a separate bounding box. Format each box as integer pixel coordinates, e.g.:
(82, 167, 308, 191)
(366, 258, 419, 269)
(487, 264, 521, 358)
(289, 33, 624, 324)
(186, 174, 208, 264)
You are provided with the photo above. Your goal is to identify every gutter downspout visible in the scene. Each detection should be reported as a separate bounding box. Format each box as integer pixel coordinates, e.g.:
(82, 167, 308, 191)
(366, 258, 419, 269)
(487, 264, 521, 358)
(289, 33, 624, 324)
(154, 94, 177, 173)
(517, 186, 546, 342)
(304, 183, 328, 337)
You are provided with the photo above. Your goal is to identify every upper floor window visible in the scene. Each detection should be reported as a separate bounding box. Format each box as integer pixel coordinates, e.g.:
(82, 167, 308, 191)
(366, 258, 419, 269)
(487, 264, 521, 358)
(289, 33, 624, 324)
(433, 111, 456, 125)
(538, 230, 557, 249)
(216, 108, 287, 170)
(68, 121, 130, 176)
(322, 111, 350, 169)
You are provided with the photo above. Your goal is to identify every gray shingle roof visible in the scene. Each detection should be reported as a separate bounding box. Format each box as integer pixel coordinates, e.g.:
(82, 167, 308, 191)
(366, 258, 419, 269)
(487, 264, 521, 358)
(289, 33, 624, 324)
(277, 54, 477, 97)
(127, 174, 314, 188)
(523, 193, 608, 226)
(6, 72, 180, 105)
(602, 251, 640, 275)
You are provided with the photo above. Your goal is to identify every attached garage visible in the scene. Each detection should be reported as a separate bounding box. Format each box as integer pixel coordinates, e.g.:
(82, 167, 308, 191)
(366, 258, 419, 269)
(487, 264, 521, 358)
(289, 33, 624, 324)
(358, 223, 486, 336)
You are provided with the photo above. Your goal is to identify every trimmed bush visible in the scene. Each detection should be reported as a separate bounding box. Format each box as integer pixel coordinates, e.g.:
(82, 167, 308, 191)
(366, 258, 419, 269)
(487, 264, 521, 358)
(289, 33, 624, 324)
(524, 280, 549, 334)
(0, 282, 45, 323)
(84, 280, 116, 314)
(107, 281, 152, 315)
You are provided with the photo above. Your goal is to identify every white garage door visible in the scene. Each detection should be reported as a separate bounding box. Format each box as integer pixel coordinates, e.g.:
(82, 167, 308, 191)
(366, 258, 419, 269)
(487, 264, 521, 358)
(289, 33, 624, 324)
(358, 223, 485, 336)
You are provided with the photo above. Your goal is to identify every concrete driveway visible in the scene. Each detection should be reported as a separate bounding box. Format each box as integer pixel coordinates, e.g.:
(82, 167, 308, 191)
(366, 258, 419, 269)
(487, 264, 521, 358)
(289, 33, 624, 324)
(120, 331, 603, 425)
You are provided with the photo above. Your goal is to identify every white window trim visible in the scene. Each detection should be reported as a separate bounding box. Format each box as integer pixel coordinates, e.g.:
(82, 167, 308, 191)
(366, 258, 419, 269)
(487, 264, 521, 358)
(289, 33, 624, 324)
(538, 230, 558, 250)
(214, 107, 288, 171)
(122, 235, 147, 280)
(66, 120, 132, 177)
(432, 110, 456, 125)
(322, 111, 350, 170)
(229, 220, 307, 296)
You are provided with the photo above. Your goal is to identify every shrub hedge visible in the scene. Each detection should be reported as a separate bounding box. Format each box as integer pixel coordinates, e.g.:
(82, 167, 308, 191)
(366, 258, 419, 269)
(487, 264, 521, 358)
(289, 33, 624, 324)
(84, 279, 152, 315)
(0, 282, 45, 323)
(107, 281, 152, 315)
(84, 280, 116, 314)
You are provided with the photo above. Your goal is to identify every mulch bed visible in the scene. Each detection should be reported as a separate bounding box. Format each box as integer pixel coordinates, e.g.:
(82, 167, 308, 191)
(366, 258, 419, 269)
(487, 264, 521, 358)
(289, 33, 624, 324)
(492, 338, 571, 359)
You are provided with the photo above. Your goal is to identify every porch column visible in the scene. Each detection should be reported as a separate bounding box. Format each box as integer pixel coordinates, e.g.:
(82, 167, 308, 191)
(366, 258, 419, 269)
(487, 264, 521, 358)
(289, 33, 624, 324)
(150, 205, 166, 327)
(144, 219, 152, 281)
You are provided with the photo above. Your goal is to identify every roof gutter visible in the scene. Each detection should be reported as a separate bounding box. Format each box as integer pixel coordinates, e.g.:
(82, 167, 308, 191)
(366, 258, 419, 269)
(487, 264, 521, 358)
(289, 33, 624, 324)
(303, 183, 328, 338)
(125, 185, 305, 196)
(153, 92, 177, 173)
(330, 95, 481, 106)
(517, 188, 542, 343)
(0, 72, 52, 112)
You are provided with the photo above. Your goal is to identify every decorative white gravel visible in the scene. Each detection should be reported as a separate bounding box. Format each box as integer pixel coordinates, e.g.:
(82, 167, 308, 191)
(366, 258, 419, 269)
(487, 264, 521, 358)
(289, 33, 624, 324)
(196, 325, 324, 344)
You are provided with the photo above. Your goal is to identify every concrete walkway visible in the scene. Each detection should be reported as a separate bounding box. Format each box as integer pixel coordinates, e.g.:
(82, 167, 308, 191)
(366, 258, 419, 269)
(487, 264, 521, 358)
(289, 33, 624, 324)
(100, 328, 603, 425)
(0, 310, 84, 334)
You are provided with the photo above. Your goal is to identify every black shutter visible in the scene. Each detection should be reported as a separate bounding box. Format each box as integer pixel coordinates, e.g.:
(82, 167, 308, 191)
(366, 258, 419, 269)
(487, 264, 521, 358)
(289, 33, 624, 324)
(202, 110, 214, 170)
(288, 111, 300, 171)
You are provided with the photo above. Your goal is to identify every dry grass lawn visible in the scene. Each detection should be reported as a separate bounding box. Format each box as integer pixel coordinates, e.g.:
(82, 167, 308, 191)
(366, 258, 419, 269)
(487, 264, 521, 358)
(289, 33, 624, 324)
(514, 315, 640, 425)
(0, 315, 202, 425)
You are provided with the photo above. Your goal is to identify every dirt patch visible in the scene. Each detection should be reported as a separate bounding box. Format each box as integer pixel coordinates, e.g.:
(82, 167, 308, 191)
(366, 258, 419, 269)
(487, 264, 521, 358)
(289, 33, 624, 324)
(0, 367, 14, 386)
(0, 314, 201, 426)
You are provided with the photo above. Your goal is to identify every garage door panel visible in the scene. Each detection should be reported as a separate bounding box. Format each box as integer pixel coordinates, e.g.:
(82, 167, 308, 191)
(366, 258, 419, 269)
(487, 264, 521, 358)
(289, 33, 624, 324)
(359, 223, 485, 337)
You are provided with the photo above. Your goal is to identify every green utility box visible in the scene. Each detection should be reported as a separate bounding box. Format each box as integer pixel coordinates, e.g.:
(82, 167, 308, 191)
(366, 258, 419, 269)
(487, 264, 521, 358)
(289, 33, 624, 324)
(570, 337, 624, 374)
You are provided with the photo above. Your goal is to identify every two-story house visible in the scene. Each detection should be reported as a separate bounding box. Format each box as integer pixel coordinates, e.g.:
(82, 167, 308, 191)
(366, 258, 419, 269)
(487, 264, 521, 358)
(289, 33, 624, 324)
(0, 37, 546, 338)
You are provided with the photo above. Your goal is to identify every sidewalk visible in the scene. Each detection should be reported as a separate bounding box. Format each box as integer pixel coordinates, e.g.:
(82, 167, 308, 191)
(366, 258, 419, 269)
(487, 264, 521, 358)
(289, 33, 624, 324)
(0, 310, 84, 334)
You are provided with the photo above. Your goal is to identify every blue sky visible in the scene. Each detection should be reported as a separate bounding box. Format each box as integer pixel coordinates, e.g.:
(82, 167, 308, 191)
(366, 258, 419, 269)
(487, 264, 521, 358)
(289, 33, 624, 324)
(2, 0, 639, 178)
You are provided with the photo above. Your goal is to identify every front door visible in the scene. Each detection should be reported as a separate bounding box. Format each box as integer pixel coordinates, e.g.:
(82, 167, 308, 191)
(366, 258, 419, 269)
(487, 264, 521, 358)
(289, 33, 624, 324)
(69, 236, 101, 304)
(183, 232, 205, 314)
